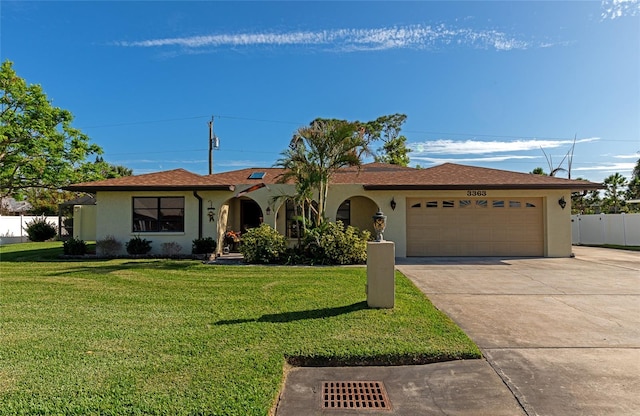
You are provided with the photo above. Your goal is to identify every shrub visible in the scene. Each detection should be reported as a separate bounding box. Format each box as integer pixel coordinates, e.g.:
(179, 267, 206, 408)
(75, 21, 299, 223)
(23, 216, 57, 242)
(96, 235, 122, 257)
(161, 242, 182, 257)
(239, 224, 287, 264)
(63, 238, 87, 255)
(192, 237, 217, 254)
(125, 236, 152, 255)
(302, 221, 370, 265)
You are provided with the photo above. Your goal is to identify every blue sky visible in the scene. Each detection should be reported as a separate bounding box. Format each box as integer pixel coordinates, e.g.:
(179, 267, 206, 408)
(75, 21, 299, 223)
(2, 1, 639, 183)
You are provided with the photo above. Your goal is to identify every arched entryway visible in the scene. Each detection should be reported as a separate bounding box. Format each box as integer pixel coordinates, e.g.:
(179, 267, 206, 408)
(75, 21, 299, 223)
(240, 199, 264, 232)
(336, 196, 378, 234)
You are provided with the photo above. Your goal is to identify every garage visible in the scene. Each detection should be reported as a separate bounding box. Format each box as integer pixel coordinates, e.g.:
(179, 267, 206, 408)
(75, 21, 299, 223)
(406, 197, 544, 256)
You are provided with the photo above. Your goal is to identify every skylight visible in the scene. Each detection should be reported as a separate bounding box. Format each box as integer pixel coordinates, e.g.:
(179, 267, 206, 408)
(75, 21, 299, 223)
(248, 172, 265, 180)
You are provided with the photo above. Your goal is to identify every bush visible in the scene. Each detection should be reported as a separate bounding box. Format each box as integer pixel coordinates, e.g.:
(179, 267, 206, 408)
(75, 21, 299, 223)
(239, 224, 287, 264)
(96, 235, 122, 257)
(23, 216, 57, 242)
(161, 242, 182, 257)
(192, 237, 217, 254)
(302, 221, 370, 265)
(63, 238, 87, 255)
(125, 236, 152, 255)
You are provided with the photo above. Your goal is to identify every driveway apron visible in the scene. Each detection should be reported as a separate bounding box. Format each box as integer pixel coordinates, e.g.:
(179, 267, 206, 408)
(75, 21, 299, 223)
(396, 246, 640, 416)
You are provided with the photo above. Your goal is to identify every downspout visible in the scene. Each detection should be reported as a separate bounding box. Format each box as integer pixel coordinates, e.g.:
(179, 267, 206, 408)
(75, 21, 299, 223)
(193, 191, 203, 239)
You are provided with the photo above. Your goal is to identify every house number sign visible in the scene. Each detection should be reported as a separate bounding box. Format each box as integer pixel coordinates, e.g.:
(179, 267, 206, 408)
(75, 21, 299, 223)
(466, 190, 487, 196)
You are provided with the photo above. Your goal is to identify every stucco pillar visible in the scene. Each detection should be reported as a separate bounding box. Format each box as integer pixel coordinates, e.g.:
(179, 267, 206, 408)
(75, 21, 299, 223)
(366, 241, 395, 308)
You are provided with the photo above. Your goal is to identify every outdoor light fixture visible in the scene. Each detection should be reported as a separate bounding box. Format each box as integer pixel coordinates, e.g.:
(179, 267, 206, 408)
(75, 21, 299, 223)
(558, 196, 567, 210)
(266, 207, 272, 215)
(207, 200, 216, 222)
(390, 197, 396, 211)
(372, 210, 387, 242)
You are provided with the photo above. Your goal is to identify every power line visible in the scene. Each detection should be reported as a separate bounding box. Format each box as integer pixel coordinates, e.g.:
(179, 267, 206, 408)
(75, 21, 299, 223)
(78, 112, 639, 142)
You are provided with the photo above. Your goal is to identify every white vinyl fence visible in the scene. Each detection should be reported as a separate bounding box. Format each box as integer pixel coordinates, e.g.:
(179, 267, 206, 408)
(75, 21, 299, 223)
(572, 213, 640, 246)
(0, 215, 62, 245)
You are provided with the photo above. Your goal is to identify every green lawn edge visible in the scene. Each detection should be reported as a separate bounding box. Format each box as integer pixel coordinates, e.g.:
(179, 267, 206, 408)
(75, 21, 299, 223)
(1, 242, 480, 415)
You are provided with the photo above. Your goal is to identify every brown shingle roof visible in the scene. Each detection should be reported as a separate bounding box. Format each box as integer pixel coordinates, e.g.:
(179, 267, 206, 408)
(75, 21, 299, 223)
(356, 163, 602, 190)
(64, 169, 234, 192)
(65, 163, 601, 193)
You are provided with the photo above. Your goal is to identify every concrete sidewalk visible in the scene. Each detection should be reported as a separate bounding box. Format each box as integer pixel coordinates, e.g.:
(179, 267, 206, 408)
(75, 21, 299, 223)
(275, 360, 524, 415)
(276, 247, 640, 415)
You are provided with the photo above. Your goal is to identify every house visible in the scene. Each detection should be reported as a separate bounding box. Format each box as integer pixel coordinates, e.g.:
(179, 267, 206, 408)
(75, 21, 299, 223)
(64, 162, 601, 257)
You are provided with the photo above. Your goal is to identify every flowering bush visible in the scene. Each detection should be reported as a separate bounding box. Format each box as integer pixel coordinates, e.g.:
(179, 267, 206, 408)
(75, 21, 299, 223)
(239, 224, 287, 264)
(302, 221, 370, 265)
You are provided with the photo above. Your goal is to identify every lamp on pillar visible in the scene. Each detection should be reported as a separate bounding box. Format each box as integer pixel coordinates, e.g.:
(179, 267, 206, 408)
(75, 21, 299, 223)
(372, 210, 387, 242)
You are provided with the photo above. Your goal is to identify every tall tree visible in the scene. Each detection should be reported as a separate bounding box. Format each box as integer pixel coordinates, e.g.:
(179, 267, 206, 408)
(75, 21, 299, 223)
(531, 167, 548, 175)
(602, 173, 627, 213)
(276, 118, 367, 225)
(0, 60, 103, 199)
(368, 113, 411, 166)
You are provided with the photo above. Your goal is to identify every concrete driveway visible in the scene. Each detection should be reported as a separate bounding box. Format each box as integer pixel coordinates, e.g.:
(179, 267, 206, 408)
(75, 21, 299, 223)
(396, 246, 640, 416)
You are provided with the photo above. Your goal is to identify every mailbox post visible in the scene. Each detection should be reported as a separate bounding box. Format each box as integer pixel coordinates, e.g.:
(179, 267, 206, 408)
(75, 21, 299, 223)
(367, 210, 395, 308)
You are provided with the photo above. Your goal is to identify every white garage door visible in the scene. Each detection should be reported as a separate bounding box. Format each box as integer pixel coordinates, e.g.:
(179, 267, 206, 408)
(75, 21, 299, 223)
(406, 197, 544, 256)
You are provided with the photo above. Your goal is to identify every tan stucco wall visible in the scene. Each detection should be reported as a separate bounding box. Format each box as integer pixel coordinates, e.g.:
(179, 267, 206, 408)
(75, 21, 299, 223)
(96, 191, 202, 256)
(94, 184, 573, 258)
(323, 187, 573, 258)
(73, 205, 96, 241)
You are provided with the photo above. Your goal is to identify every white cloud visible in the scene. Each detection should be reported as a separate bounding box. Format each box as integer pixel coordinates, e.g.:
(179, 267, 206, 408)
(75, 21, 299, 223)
(412, 155, 538, 163)
(613, 153, 640, 159)
(409, 137, 599, 155)
(574, 162, 636, 171)
(114, 23, 557, 53)
(601, 0, 640, 19)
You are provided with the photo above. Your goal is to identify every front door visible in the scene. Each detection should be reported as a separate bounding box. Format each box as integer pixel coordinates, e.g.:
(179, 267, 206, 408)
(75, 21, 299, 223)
(240, 199, 263, 233)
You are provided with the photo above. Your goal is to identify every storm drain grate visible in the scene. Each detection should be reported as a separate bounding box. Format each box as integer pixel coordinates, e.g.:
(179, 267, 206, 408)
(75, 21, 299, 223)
(321, 381, 391, 410)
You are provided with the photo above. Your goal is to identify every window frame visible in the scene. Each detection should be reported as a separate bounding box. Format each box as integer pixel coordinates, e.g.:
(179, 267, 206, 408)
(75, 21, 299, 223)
(336, 199, 351, 227)
(132, 196, 185, 233)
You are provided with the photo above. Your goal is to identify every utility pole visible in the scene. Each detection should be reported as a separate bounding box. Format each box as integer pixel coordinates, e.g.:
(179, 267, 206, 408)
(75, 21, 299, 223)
(208, 116, 220, 174)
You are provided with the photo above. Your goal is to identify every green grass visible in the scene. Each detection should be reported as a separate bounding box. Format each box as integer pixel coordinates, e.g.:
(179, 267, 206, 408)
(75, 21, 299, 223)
(0, 242, 480, 415)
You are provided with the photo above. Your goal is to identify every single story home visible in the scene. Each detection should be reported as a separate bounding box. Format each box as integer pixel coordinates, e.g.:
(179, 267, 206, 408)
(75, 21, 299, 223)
(65, 162, 601, 257)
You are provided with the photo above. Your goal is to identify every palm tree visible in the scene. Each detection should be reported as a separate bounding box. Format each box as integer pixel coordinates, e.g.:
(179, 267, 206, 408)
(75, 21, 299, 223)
(603, 173, 627, 213)
(275, 119, 368, 226)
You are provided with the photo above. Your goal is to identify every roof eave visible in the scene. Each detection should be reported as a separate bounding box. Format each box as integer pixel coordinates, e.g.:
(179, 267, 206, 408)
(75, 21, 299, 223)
(63, 185, 236, 193)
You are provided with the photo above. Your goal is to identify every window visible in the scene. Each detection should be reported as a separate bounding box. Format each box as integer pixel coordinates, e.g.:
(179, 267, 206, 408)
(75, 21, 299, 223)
(248, 172, 265, 179)
(459, 200, 472, 208)
(509, 200, 522, 208)
(285, 199, 317, 238)
(426, 201, 438, 208)
(525, 202, 537, 208)
(443, 200, 455, 208)
(336, 200, 350, 227)
(476, 200, 488, 208)
(492, 200, 505, 208)
(132, 197, 184, 232)
(411, 202, 422, 208)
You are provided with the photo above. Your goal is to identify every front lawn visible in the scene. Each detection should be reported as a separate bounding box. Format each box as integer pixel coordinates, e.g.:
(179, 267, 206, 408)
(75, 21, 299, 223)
(0, 242, 480, 415)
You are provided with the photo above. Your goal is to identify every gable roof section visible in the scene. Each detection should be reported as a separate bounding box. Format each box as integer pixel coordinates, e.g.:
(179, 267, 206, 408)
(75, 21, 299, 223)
(64, 163, 601, 193)
(64, 169, 235, 193)
(357, 163, 602, 190)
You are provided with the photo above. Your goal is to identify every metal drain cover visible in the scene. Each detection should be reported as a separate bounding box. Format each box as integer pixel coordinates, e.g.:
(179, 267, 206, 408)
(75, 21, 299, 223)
(321, 381, 391, 410)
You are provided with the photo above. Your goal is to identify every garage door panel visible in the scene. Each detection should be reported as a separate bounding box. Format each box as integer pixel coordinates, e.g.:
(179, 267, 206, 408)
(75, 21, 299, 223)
(407, 197, 543, 257)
